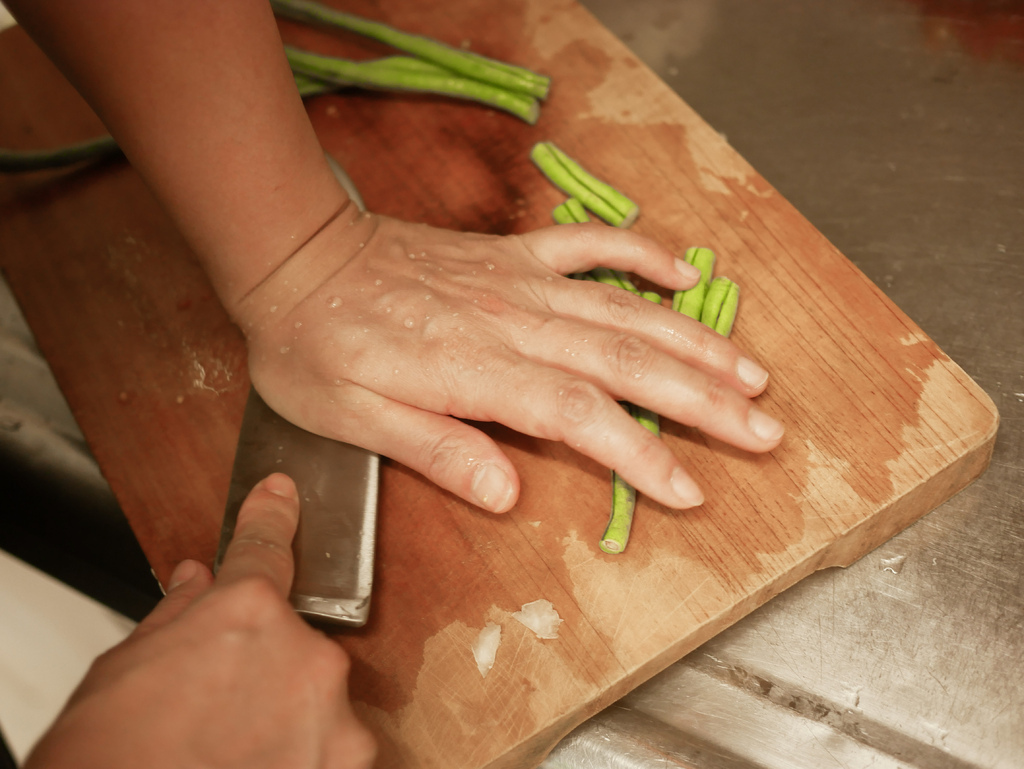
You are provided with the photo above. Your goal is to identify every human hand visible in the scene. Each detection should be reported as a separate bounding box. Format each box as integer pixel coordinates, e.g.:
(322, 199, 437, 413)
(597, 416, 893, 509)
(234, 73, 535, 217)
(24, 474, 376, 769)
(236, 210, 784, 514)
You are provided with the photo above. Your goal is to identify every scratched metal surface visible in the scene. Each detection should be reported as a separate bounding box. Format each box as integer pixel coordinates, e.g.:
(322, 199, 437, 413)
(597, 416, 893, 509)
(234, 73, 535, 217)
(544, 0, 1024, 767)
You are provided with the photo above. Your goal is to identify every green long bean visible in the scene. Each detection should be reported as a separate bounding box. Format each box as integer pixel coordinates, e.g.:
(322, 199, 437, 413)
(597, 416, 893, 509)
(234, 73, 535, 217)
(286, 48, 540, 124)
(531, 142, 639, 227)
(1, 73, 337, 173)
(672, 247, 715, 319)
(271, 0, 550, 99)
(599, 293, 662, 556)
(700, 276, 740, 336)
(0, 136, 122, 173)
(552, 197, 590, 224)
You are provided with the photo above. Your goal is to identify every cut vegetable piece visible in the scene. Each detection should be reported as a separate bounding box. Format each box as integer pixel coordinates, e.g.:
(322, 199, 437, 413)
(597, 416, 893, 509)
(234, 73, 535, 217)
(512, 599, 563, 639)
(584, 267, 641, 295)
(270, 0, 550, 99)
(672, 247, 716, 319)
(713, 280, 740, 336)
(599, 288, 663, 557)
(286, 48, 540, 123)
(472, 622, 502, 678)
(700, 276, 737, 330)
(531, 142, 639, 227)
(601, 402, 660, 555)
(552, 197, 590, 224)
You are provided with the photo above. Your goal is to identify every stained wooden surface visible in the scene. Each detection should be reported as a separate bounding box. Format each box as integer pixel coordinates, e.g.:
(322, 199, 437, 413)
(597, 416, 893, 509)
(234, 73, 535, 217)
(0, 1, 999, 767)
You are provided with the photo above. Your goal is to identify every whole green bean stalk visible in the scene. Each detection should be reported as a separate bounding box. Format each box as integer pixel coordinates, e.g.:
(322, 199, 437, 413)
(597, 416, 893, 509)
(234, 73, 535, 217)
(271, 0, 550, 99)
(2, 73, 334, 173)
(531, 142, 639, 227)
(286, 48, 540, 123)
(0, 136, 122, 173)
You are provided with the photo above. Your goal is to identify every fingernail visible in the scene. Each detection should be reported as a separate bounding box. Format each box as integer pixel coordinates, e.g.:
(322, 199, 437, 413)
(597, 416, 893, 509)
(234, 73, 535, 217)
(167, 559, 200, 591)
(472, 463, 514, 513)
(262, 473, 298, 501)
(748, 407, 785, 443)
(736, 357, 769, 389)
(670, 467, 704, 508)
(674, 258, 702, 282)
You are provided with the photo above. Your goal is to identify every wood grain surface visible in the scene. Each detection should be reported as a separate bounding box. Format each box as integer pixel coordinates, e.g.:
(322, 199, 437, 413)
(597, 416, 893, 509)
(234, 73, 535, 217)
(0, 1, 999, 767)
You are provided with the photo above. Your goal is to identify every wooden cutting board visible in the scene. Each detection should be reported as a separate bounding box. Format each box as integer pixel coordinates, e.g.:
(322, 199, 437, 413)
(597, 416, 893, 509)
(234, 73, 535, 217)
(0, 1, 998, 767)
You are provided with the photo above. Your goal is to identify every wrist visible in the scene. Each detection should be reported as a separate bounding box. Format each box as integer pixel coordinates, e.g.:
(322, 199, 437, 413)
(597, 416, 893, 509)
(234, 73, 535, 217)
(229, 202, 379, 335)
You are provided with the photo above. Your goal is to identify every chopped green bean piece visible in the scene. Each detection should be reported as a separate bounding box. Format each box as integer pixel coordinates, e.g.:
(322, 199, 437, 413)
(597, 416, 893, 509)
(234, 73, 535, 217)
(552, 197, 591, 224)
(700, 276, 737, 330)
(713, 280, 740, 336)
(600, 402, 660, 555)
(531, 142, 639, 227)
(672, 247, 716, 319)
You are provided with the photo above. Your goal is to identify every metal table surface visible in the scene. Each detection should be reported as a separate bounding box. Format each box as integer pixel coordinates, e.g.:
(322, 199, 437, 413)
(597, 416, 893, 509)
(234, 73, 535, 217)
(544, 1, 1024, 767)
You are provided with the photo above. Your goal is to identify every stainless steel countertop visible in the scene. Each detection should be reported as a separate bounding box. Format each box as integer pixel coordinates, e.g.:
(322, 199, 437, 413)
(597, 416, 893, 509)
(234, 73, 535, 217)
(545, 1, 1023, 767)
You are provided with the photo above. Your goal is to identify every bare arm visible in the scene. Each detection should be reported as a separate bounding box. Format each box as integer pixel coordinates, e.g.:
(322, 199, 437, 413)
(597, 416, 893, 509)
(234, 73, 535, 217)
(6, 0, 348, 305)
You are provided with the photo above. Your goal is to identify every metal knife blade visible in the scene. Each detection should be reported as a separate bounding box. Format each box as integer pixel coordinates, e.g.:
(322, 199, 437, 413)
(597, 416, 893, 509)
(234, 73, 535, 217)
(215, 388, 379, 626)
(215, 153, 378, 627)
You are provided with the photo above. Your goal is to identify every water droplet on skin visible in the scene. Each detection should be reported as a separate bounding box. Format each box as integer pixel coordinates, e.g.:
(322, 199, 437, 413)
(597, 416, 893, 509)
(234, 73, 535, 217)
(452, 312, 459, 317)
(333, 379, 342, 386)
(375, 279, 383, 286)
(424, 294, 432, 300)
(328, 297, 342, 308)
(384, 306, 393, 313)
(404, 318, 415, 328)
(294, 321, 302, 328)
(280, 346, 290, 354)
(420, 251, 426, 257)
(393, 368, 399, 375)
(545, 276, 553, 282)
(418, 274, 427, 282)
(269, 305, 278, 313)
(408, 253, 416, 259)
(486, 262, 495, 270)
(476, 364, 484, 371)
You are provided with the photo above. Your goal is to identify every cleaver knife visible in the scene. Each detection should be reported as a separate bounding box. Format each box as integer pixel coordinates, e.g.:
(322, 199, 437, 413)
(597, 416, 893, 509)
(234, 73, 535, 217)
(214, 154, 378, 627)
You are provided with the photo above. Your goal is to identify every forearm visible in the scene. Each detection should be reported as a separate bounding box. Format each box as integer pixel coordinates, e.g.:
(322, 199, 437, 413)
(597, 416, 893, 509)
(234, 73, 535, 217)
(7, 0, 349, 312)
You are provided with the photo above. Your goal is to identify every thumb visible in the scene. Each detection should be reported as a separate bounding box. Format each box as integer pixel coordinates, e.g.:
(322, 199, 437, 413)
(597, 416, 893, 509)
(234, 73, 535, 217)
(134, 559, 214, 638)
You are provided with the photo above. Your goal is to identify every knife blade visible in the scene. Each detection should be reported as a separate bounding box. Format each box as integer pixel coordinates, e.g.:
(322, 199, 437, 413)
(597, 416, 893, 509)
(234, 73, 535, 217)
(214, 154, 378, 627)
